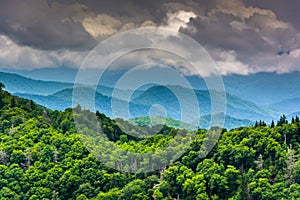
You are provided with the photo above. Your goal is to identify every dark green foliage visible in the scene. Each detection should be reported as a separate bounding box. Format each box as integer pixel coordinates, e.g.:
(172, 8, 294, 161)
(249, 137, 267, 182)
(271, 120, 275, 128)
(0, 87, 300, 199)
(255, 120, 267, 128)
(10, 96, 16, 108)
(277, 115, 288, 126)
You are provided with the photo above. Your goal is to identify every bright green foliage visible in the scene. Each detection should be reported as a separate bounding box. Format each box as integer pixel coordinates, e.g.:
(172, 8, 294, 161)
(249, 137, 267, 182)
(0, 85, 300, 199)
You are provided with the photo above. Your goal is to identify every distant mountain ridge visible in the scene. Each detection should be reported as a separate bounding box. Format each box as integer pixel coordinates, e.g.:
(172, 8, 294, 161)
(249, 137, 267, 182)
(0, 71, 291, 128)
(131, 85, 279, 122)
(221, 72, 300, 105)
(0, 72, 74, 95)
(271, 98, 300, 115)
(2, 67, 300, 106)
(132, 114, 253, 130)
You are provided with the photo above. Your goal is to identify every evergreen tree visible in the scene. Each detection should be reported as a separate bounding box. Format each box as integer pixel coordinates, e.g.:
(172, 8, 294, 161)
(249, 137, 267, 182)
(30, 100, 35, 110)
(277, 115, 288, 126)
(295, 116, 300, 123)
(1, 89, 300, 199)
(271, 120, 275, 128)
(10, 96, 16, 108)
(0, 83, 4, 109)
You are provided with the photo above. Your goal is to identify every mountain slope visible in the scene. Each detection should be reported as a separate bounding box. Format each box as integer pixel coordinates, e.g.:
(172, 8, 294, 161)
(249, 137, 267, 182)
(1, 86, 300, 199)
(132, 85, 279, 122)
(3, 68, 300, 107)
(132, 114, 253, 130)
(271, 98, 300, 115)
(0, 71, 280, 124)
(16, 87, 149, 119)
(221, 72, 300, 105)
(0, 72, 74, 95)
(15, 85, 277, 128)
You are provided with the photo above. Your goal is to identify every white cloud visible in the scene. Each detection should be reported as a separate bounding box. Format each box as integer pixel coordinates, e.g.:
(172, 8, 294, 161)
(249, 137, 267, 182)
(211, 49, 250, 75)
(164, 10, 197, 32)
(290, 49, 300, 58)
(141, 20, 157, 27)
(212, 0, 276, 21)
(0, 34, 87, 69)
(81, 14, 158, 39)
(229, 21, 250, 31)
(82, 14, 122, 38)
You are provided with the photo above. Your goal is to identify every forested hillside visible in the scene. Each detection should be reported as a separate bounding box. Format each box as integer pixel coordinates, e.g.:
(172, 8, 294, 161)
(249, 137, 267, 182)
(1, 83, 300, 199)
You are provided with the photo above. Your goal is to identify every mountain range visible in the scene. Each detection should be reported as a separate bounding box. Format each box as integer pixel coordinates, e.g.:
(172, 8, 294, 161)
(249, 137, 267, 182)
(1, 70, 299, 129)
(3, 67, 300, 106)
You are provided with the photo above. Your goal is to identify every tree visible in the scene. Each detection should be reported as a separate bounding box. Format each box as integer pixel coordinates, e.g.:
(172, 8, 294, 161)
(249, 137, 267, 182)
(0, 150, 9, 165)
(270, 120, 275, 128)
(30, 100, 35, 110)
(76, 194, 88, 200)
(96, 188, 122, 200)
(295, 116, 300, 123)
(0, 82, 5, 91)
(53, 147, 59, 164)
(10, 150, 26, 164)
(286, 145, 296, 185)
(182, 174, 209, 200)
(254, 154, 264, 170)
(120, 179, 148, 200)
(23, 148, 33, 170)
(2, 88, 300, 199)
(10, 96, 16, 108)
(292, 117, 295, 124)
(277, 115, 288, 126)
(0, 83, 5, 109)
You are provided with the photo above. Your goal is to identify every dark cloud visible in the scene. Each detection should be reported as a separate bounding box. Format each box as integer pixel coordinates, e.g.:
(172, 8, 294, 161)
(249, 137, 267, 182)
(0, 0, 177, 50)
(242, 0, 300, 30)
(0, 0, 299, 74)
(0, 0, 97, 50)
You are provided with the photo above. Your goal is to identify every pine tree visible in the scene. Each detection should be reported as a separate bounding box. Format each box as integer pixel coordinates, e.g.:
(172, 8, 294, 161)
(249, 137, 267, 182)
(271, 120, 275, 128)
(30, 100, 35, 110)
(10, 96, 16, 108)
(0, 83, 4, 109)
(295, 116, 300, 123)
(277, 115, 288, 126)
(0, 82, 4, 91)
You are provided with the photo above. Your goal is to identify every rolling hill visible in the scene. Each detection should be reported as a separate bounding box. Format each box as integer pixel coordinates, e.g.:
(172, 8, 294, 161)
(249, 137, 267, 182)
(2, 68, 300, 106)
(15, 84, 276, 129)
(0, 72, 74, 95)
(131, 85, 279, 122)
(0, 71, 285, 127)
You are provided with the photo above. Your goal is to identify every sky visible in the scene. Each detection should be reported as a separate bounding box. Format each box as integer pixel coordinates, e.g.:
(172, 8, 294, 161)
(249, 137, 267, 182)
(0, 0, 300, 76)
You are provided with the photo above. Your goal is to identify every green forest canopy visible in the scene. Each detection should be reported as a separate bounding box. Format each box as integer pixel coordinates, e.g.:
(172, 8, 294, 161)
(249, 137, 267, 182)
(0, 83, 300, 199)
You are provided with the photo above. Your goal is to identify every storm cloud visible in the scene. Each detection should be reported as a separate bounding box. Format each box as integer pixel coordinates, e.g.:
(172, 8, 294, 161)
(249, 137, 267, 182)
(0, 0, 299, 75)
